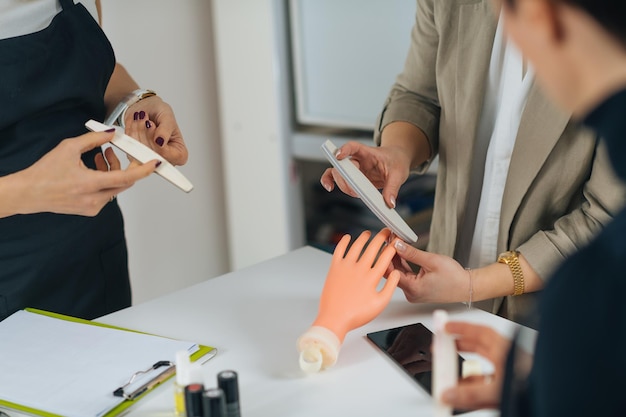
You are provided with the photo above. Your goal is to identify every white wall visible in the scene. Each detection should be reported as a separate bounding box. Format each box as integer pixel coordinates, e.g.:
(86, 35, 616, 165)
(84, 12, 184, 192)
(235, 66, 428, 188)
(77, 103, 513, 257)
(211, 0, 305, 270)
(101, 0, 229, 304)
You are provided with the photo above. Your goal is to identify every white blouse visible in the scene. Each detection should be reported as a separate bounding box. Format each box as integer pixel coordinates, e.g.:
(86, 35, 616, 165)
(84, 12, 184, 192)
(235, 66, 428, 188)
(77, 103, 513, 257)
(0, 0, 98, 40)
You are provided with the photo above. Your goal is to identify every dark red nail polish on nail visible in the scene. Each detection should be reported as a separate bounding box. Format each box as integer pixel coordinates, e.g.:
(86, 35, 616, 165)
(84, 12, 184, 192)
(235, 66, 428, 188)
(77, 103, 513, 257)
(156, 137, 164, 147)
(133, 112, 139, 120)
(146, 120, 152, 128)
(139, 111, 146, 120)
(155, 160, 162, 167)
(105, 128, 116, 132)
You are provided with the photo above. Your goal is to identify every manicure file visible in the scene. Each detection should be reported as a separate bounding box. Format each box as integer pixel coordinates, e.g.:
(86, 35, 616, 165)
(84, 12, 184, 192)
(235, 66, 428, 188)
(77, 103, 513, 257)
(321, 140, 417, 243)
(85, 119, 193, 193)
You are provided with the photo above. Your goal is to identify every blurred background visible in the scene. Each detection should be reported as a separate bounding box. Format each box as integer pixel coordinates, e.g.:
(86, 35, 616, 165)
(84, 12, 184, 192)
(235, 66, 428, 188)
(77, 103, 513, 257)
(101, 0, 433, 304)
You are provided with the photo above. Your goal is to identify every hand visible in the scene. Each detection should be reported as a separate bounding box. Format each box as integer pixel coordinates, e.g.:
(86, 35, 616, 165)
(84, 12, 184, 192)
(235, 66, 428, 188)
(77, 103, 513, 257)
(441, 321, 511, 410)
(13, 130, 158, 217)
(313, 228, 401, 342)
(124, 96, 188, 166)
(390, 240, 470, 304)
(319, 141, 412, 208)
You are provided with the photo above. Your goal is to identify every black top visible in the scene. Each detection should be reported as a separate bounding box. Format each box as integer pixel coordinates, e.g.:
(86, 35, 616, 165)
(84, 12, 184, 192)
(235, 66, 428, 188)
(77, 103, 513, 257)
(503, 89, 626, 416)
(0, 1, 131, 321)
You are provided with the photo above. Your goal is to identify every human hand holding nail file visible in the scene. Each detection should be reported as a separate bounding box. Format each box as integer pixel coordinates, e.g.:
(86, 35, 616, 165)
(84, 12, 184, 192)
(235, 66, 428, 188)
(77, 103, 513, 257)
(85, 120, 193, 193)
(321, 140, 417, 243)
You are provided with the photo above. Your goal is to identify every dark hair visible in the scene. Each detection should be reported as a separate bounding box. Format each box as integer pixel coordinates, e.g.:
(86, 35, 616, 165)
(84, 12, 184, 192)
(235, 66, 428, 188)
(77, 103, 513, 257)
(505, 0, 626, 47)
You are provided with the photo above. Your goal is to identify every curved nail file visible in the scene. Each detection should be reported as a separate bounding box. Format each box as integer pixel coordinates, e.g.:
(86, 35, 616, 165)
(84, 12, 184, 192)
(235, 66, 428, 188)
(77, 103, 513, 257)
(85, 119, 193, 193)
(321, 139, 417, 243)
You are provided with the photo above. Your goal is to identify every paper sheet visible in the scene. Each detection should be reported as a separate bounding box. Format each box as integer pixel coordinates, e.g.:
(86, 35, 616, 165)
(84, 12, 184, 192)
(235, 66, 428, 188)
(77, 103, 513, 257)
(0, 310, 198, 417)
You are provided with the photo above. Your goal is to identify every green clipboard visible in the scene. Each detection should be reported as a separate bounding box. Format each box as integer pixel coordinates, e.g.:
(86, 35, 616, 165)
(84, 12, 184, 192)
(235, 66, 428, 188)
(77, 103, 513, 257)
(0, 308, 217, 417)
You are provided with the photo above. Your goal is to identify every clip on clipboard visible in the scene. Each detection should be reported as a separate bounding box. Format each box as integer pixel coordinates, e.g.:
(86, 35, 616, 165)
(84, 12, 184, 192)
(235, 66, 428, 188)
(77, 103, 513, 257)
(113, 360, 176, 400)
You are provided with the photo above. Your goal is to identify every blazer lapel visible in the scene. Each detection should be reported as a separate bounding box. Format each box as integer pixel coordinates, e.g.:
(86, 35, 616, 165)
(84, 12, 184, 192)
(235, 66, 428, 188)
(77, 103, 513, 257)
(498, 82, 571, 249)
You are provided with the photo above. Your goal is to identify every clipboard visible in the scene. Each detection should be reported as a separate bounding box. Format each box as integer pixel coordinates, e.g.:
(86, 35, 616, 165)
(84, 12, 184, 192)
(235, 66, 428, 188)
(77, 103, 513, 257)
(0, 309, 217, 417)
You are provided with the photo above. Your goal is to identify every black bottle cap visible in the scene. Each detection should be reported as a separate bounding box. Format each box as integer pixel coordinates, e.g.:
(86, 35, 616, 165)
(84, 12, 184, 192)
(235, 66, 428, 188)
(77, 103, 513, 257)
(203, 388, 227, 417)
(217, 370, 239, 403)
(184, 383, 205, 417)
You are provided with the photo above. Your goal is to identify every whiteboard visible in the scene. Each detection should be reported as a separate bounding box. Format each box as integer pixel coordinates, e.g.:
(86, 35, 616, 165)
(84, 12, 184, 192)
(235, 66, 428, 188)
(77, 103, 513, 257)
(289, 0, 416, 131)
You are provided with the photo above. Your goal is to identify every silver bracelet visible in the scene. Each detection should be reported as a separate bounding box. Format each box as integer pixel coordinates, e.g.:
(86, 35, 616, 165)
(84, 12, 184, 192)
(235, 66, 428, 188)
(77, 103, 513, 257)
(104, 89, 157, 128)
(465, 267, 473, 310)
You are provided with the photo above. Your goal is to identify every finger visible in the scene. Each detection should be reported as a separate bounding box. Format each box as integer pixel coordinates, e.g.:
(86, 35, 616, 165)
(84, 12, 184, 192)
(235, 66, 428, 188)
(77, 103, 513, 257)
(331, 168, 358, 197)
(332, 234, 352, 261)
(320, 168, 335, 192)
(361, 228, 392, 264)
(441, 381, 500, 410)
(344, 230, 372, 262)
(380, 270, 400, 297)
(93, 159, 159, 191)
(393, 238, 434, 266)
(335, 141, 367, 160)
(104, 147, 121, 171)
(71, 130, 116, 154)
(94, 152, 108, 172)
(382, 169, 405, 209)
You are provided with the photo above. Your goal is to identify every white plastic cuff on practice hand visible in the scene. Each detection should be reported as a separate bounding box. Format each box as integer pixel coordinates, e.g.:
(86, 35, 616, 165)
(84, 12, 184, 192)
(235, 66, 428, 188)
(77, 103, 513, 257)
(296, 326, 341, 373)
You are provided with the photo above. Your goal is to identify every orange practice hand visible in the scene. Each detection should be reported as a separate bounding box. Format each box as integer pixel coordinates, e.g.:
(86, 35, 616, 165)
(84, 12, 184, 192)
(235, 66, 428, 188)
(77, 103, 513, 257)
(297, 229, 401, 373)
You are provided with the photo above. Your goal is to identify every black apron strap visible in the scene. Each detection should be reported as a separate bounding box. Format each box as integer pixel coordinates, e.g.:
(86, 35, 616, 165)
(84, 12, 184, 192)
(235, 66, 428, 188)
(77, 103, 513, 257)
(59, 0, 75, 10)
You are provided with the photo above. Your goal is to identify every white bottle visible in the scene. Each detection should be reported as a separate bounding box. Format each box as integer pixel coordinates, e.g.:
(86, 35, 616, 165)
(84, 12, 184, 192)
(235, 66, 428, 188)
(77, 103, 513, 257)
(432, 310, 458, 417)
(174, 350, 191, 417)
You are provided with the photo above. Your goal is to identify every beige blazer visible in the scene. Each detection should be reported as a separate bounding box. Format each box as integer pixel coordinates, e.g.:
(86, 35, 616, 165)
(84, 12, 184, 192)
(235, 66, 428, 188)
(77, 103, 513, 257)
(374, 0, 626, 326)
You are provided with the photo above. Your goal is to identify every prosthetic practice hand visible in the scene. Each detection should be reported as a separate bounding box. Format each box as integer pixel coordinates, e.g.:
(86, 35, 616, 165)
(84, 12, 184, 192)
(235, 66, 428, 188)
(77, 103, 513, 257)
(297, 229, 401, 373)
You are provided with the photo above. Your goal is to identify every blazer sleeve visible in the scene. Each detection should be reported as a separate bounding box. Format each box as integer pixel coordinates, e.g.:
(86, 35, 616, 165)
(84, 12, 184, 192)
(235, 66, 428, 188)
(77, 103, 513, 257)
(373, 0, 440, 173)
(518, 138, 626, 281)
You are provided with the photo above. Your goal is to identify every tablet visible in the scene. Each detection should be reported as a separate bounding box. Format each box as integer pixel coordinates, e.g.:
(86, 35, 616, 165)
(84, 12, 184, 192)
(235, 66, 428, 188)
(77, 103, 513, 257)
(85, 120, 194, 193)
(321, 140, 417, 243)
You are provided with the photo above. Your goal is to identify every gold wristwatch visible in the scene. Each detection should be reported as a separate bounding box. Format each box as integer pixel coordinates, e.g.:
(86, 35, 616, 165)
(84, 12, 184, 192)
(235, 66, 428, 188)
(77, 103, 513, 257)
(497, 250, 525, 296)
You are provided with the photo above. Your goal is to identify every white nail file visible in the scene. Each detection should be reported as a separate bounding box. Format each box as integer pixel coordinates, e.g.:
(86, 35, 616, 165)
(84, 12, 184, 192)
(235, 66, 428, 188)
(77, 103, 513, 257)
(85, 119, 193, 193)
(321, 140, 417, 243)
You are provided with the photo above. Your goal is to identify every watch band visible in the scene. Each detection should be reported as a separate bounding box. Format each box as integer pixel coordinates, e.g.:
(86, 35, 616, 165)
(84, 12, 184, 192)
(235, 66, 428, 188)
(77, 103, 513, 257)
(104, 89, 157, 128)
(497, 250, 525, 296)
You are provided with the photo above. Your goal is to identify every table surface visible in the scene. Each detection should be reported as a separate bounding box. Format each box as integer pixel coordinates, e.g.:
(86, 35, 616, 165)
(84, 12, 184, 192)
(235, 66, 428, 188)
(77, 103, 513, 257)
(8, 246, 531, 417)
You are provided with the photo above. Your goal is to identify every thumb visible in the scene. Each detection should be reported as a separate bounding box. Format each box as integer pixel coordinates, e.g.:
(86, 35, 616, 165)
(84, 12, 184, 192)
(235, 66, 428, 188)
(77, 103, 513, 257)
(393, 239, 433, 266)
(382, 170, 404, 209)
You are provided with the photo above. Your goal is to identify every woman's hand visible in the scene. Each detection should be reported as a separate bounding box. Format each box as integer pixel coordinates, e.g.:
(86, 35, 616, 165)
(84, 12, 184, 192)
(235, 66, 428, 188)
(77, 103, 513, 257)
(313, 228, 401, 342)
(441, 321, 511, 410)
(389, 240, 470, 304)
(320, 141, 412, 209)
(5, 130, 158, 218)
(124, 95, 188, 166)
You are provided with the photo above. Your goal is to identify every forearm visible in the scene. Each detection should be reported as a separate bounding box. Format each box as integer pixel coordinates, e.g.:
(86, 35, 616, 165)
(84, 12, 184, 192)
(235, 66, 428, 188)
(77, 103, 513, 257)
(104, 63, 140, 117)
(471, 254, 543, 302)
(0, 171, 31, 218)
(380, 121, 432, 169)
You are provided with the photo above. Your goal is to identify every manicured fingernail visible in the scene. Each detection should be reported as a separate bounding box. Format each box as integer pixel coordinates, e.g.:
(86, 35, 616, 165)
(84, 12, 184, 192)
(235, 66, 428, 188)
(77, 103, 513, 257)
(389, 196, 396, 208)
(394, 240, 406, 252)
(321, 180, 331, 192)
(146, 120, 152, 128)
(105, 128, 116, 132)
(155, 137, 164, 147)
(334, 149, 342, 158)
(133, 112, 139, 120)
(155, 160, 162, 167)
(139, 111, 146, 120)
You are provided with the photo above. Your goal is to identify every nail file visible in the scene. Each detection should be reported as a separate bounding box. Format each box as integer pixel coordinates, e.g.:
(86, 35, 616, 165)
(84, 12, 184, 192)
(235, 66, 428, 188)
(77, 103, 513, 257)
(321, 140, 417, 243)
(85, 119, 193, 193)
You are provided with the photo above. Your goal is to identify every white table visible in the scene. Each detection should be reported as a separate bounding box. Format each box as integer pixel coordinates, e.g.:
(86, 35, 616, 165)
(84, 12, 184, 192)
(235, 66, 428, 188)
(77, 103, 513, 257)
(98, 246, 532, 417)
(9, 246, 531, 417)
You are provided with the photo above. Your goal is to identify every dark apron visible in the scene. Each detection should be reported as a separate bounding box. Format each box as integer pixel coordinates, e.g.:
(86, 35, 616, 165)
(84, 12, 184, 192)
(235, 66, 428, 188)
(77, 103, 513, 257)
(0, 0, 131, 320)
